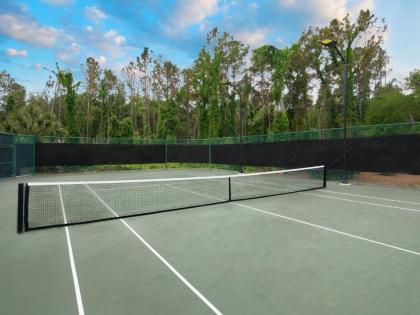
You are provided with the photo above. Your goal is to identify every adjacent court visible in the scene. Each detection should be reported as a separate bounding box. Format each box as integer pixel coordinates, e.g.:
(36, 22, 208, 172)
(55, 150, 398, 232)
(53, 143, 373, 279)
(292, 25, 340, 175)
(2, 167, 420, 315)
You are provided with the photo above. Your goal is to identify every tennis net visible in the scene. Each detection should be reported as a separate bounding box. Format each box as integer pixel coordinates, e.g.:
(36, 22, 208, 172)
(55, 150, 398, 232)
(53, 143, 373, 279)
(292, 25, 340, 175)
(17, 165, 326, 232)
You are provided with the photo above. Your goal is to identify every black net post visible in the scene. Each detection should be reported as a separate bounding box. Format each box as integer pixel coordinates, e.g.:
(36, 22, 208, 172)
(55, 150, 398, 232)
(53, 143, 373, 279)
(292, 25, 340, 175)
(323, 166, 327, 187)
(228, 177, 231, 201)
(23, 184, 29, 231)
(17, 183, 24, 233)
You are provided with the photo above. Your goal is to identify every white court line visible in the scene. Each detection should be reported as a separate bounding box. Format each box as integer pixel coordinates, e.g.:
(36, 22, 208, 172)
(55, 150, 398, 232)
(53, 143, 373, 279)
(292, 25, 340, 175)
(235, 203, 420, 257)
(171, 185, 420, 257)
(85, 185, 223, 315)
(58, 186, 85, 315)
(323, 190, 420, 206)
(304, 193, 420, 213)
(228, 178, 420, 214)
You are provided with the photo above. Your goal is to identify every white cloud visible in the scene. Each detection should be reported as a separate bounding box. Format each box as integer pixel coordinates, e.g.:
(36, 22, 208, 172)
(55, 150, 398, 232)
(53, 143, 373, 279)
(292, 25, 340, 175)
(34, 63, 42, 70)
(97, 56, 107, 65)
(250, 2, 259, 9)
(278, 0, 374, 22)
(58, 42, 82, 63)
(104, 30, 126, 45)
(280, 0, 296, 6)
(316, 0, 347, 21)
(276, 37, 284, 44)
(235, 29, 268, 47)
(85, 6, 107, 23)
(85, 29, 126, 56)
(65, 34, 75, 41)
(169, 0, 219, 32)
(86, 53, 107, 66)
(5, 48, 28, 57)
(86, 25, 94, 32)
(199, 22, 206, 32)
(42, 0, 73, 5)
(0, 14, 60, 47)
(20, 4, 30, 12)
(350, 0, 374, 16)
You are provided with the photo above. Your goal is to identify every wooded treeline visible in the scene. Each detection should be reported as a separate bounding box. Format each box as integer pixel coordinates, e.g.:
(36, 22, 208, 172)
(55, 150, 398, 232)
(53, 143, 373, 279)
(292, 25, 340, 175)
(1, 10, 419, 139)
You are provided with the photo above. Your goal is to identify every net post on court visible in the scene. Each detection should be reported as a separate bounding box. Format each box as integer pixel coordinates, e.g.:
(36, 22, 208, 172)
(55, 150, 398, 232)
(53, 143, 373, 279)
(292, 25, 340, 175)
(17, 183, 30, 233)
(17, 183, 24, 233)
(17, 165, 326, 233)
(323, 166, 327, 188)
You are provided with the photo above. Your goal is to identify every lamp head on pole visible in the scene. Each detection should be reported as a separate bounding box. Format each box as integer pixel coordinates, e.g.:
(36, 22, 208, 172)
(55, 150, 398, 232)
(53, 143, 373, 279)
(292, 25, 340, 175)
(220, 80, 241, 95)
(220, 80, 231, 86)
(318, 38, 337, 48)
(318, 38, 346, 63)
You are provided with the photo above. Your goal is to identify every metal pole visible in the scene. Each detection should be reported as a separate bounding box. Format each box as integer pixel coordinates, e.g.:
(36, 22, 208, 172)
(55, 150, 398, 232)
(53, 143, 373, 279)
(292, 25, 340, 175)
(165, 141, 168, 169)
(239, 92, 243, 173)
(342, 62, 349, 184)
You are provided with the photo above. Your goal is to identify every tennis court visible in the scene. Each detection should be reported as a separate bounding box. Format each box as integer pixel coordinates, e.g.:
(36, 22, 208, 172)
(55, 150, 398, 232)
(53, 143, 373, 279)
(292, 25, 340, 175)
(2, 167, 420, 314)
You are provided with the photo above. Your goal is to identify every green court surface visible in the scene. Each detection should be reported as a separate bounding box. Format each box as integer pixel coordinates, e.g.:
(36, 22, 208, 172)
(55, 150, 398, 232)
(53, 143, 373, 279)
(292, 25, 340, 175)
(1, 168, 420, 315)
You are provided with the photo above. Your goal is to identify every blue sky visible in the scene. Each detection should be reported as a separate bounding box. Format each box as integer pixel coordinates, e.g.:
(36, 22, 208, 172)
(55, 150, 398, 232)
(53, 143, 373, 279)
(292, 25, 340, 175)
(0, 0, 419, 93)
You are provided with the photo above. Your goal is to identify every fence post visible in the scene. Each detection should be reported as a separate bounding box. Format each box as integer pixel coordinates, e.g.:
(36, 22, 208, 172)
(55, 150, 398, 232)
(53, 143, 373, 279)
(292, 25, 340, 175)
(208, 139, 212, 169)
(12, 145, 16, 177)
(165, 141, 168, 169)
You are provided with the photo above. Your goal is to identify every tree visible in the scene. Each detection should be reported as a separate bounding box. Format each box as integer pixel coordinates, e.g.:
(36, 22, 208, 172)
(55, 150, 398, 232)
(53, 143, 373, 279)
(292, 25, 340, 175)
(365, 84, 417, 124)
(406, 69, 420, 96)
(250, 45, 290, 134)
(162, 61, 179, 99)
(54, 65, 80, 136)
(272, 112, 289, 132)
(180, 68, 193, 138)
(98, 69, 118, 137)
(120, 117, 133, 138)
(108, 114, 120, 138)
(81, 57, 101, 137)
(122, 61, 139, 134)
(137, 47, 153, 137)
(192, 48, 211, 138)
(0, 71, 26, 114)
(151, 56, 164, 135)
(157, 98, 179, 139)
(283, 44, 312, 131)
(3, 95, 62, 136)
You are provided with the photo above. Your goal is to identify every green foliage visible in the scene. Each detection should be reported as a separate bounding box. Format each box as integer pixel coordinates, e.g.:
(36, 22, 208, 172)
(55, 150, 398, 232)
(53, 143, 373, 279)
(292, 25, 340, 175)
(284, 43, 312, 131)
(157, 98, 179, 139)
(6, 95, 15, 113)
(2, 102, 62, 136)
(52, 65, 80, 136)
(272, 111, 289, 132)
(366, 85, 418, 124)
(108, 114, 120, 138)
(120, 117, 133, 138)
(406, 69, 420, 96)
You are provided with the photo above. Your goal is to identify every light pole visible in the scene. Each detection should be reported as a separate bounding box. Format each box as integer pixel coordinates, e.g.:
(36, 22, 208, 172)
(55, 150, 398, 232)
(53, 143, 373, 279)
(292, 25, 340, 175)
(319, 39, 350, 185)
(220, 80, 244, 173)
